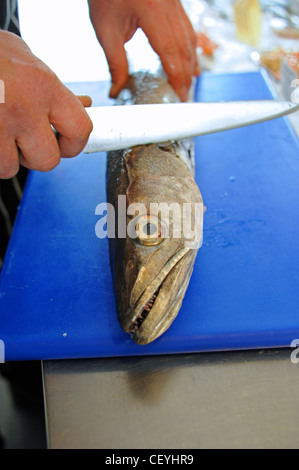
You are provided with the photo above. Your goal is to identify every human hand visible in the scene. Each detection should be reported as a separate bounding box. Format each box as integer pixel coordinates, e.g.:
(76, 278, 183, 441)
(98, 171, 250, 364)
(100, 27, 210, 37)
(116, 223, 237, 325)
(0, 31, 93, 179)
(88, 0, 199, 101)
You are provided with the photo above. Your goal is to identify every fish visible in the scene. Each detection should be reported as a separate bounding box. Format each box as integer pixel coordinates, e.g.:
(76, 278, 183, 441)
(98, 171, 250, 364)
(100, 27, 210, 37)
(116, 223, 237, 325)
(106, 71, 204, 345)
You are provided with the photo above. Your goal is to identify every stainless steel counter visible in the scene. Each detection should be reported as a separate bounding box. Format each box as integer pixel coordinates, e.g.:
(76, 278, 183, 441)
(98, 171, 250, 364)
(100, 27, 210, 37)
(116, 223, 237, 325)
(43, 348, 299, 449)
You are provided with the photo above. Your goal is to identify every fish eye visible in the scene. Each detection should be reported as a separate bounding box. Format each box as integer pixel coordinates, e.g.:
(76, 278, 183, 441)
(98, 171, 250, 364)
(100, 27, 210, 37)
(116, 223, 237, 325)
(135, 215, 165, 246)
(143, 222, 157, 236)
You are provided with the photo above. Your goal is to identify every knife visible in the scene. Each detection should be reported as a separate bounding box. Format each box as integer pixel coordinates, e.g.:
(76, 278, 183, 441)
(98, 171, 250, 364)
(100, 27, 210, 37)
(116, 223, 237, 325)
(83, 100, 299, 153)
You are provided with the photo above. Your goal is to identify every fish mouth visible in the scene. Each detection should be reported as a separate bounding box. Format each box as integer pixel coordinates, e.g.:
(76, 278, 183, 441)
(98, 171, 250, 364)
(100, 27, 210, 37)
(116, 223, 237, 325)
(122, 246, 196, 345)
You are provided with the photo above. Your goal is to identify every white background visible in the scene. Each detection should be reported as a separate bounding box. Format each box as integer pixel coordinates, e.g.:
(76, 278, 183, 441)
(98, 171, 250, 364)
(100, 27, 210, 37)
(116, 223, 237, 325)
(18, 0, 161, 83)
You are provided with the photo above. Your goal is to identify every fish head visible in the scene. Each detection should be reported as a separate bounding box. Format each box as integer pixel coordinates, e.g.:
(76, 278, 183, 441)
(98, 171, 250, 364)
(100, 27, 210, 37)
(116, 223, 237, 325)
(112, 144, 203, 345)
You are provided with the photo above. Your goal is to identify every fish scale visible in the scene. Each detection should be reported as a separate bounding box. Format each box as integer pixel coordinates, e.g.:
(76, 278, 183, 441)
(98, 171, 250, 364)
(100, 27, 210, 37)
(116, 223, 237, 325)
(106, 72, 203, 345)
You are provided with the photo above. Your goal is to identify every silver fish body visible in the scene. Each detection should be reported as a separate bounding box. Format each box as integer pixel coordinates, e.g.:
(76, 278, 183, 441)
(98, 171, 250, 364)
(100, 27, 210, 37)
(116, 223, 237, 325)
(106, 72, 203, 345)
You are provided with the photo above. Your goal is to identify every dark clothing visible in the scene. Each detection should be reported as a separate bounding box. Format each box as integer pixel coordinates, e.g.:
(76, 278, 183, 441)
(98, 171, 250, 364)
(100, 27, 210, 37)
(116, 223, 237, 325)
(0, 0, 20, 36)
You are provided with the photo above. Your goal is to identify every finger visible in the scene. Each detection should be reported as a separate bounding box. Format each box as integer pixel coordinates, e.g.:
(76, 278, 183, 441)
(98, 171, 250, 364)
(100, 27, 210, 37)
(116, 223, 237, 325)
(0, 136, 20, 179)
(16, 119, 61, 172)
(76, 95, 92, 107)
(49, 82, 93, 158)
(139, 16, 187, 100)
(93, 25, 130, 98)
(139, 1, 197, 100)
(172, 12, 198, 96)
(177, 3, 200, 77)
(164, 3, 198, 97)
(194, 60, 201, 77)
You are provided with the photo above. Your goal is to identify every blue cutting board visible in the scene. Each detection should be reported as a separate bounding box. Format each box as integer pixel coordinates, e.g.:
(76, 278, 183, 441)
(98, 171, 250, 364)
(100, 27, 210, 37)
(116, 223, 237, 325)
(1, 71, 299, 361)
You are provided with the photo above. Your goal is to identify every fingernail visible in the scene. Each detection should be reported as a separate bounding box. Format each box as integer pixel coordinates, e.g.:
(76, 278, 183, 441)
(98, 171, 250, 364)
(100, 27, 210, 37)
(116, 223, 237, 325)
(182, 87, 189, 102)
(109, 83, 118, 99)
(194, 64, 201, 76)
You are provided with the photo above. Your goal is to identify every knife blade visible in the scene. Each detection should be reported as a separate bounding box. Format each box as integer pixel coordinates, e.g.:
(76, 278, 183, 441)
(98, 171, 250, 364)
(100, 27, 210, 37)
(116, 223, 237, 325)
(83, 100, 299, 154)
